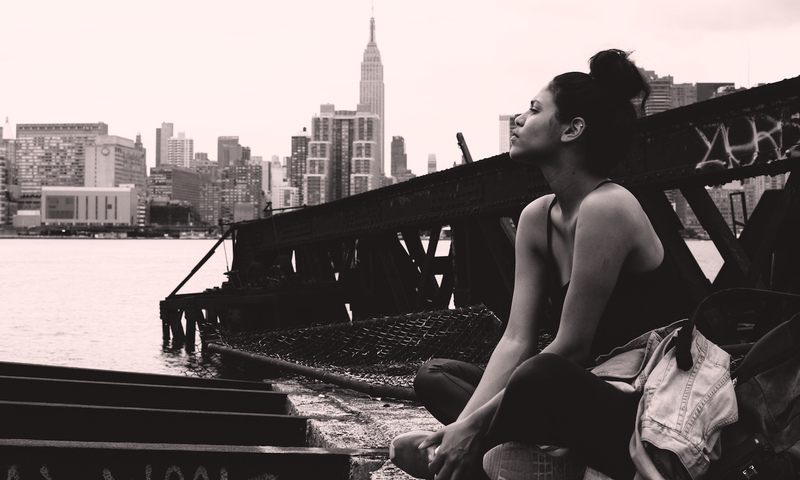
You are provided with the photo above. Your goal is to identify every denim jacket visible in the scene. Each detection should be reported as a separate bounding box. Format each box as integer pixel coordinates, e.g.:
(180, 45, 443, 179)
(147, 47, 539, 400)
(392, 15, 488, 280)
(589, 320, 739, 480)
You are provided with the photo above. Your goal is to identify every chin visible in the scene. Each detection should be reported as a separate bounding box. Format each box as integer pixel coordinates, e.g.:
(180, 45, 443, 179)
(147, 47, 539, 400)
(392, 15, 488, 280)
(508, 148, 530, 163)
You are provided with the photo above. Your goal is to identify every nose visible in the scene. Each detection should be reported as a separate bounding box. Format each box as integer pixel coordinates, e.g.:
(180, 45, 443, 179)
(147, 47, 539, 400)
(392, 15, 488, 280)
(513, 113, 524, 127)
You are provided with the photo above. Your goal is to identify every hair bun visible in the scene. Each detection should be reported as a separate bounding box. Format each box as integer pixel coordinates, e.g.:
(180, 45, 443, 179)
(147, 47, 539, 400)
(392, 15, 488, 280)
(589, 49, 647, 101)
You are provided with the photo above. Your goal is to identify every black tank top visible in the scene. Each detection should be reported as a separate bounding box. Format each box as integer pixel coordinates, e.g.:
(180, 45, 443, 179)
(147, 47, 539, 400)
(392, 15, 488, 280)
(544, 183, 686, 362)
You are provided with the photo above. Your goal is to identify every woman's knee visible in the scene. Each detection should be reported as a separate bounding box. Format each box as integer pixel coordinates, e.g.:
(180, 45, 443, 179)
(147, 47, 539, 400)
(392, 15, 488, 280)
(414, 358, 448, 394)
(414, 358, 483, 402)
(506, 353, 578, 396)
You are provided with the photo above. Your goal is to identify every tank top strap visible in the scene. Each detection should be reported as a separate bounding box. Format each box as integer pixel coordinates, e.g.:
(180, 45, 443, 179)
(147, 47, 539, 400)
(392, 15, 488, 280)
(546, 196, 560, 287)
(594, 179, 614, 189)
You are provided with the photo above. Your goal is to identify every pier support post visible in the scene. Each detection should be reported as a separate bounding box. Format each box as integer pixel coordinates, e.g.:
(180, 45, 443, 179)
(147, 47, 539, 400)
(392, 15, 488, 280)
(159, 301, 175, 344)
(184, 307, 205, 352)
(160, 308, 185, 349)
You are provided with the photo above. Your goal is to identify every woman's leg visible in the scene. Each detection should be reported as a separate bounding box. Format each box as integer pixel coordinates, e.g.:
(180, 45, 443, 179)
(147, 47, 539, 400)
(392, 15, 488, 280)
(486, 353, 639, 480)
(414, 358, 484, 425)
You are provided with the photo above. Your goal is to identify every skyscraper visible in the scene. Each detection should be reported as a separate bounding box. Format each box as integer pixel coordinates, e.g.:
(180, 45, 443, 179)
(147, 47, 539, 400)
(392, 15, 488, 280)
(390, 136, 407, 177)
(15, 123, 109, 200)
(697, 83, 736, 102)
(84, 135, 147, 189)
(290, 128, 310, 205)
(498, 115, 516, 154)
(218, 136, 242, 169)
(359, 15, 384, 176)
(428, 154, 437, 174)
(0, 143, 7, 225)
(305, 104, 379, 205)
(155, 122, 173, 168)
(166, 132, 194, 169)
(3, 117, 14, 140)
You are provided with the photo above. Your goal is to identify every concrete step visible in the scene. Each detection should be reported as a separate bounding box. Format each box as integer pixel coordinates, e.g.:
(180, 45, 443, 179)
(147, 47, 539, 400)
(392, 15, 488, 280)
(0, 361, 409, 479)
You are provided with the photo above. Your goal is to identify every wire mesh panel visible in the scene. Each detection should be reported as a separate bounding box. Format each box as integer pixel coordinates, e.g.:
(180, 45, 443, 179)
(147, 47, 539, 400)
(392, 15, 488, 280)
(216, 305, 505, 388)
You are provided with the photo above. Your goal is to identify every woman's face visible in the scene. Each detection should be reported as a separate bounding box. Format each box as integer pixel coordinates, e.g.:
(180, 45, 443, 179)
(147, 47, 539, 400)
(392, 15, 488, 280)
(509, 86, 564, 162)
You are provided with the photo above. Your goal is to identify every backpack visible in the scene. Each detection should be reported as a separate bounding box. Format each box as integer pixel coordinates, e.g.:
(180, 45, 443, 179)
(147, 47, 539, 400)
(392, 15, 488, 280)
(676, 288, 800, 479)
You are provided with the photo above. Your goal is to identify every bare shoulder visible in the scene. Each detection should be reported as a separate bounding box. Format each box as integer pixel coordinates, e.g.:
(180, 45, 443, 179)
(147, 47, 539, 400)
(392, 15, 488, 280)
(579, 184, 648, 229)
(519, 194, 555, 225)
(519, 193, 554, 230)
(516, 194, 555, 251)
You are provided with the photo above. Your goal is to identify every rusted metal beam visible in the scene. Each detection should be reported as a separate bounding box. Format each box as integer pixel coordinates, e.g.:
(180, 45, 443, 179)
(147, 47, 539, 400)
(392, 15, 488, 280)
(745, 171, 800, 287)
(376, 233, 413, 313)
(0, 400, 308, 446)
(0, 439, 374, 480)
(0, 361, 271, 391)
(634, 188, 711, 307)
(0, 375, 289, 414)
(476, 217, 516, 306)
(634, 188, 738, 343)
(679, 184, 753, 285)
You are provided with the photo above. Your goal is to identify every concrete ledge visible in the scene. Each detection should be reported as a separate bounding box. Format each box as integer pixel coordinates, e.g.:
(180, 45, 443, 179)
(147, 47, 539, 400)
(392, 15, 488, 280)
(272, 379, 441, 480)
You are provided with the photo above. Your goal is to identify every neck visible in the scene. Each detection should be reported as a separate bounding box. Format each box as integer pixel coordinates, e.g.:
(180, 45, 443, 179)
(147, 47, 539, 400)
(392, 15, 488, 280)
(540, 155, 607, 215)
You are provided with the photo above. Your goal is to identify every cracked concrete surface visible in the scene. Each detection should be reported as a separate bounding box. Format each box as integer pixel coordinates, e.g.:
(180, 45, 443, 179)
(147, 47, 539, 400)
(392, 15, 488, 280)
(272, 378, 441, 480)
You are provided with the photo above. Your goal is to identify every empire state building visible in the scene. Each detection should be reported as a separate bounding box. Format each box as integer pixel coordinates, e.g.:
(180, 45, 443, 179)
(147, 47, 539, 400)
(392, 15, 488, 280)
(359, 16, 385, 176)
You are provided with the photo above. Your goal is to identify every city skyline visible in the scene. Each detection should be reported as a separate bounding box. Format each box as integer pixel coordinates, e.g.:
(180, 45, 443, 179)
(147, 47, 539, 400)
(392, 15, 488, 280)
(2, 0, 799, 176)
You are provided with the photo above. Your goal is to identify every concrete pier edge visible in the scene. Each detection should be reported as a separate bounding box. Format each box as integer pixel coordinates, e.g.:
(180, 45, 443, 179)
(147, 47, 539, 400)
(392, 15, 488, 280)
(272, 378, 441, 480)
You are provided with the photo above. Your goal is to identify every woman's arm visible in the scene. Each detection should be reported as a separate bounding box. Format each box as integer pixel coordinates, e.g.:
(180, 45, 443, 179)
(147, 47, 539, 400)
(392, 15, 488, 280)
(416, 198, 553, 479)
(457, 197, 552, 419)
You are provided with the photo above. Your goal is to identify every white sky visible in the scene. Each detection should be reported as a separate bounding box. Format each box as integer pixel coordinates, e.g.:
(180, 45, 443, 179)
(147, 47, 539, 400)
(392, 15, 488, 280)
(2, 0, 799, 176)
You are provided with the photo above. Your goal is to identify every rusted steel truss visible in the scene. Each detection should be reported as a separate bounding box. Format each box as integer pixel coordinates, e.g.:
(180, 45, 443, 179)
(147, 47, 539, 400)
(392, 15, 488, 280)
(162, 75, 800, 348)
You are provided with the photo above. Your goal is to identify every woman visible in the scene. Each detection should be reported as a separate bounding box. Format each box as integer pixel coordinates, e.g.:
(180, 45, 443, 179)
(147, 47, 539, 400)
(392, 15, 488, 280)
(396, 50, 687, 480)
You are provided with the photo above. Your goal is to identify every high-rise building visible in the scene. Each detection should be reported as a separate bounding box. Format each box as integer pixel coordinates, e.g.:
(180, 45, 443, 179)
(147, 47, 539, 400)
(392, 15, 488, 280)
(359, 16, 385, 176)
(390, 135, 415, 183)
(197, 160, 221, 226)
(3, 117, 14, 140)
(221, 164, 263, 223)
(0, 144, 7, 226)
(697, 83, 735, 103)
(743, 172, 789, 218)
(166, 132, 194, 169)
(218, 136, 242, 169)
(290, 128, 310, 205)
(640, 71, 674, 115)
(1, 129, 18, 224)
(305, 104, 380, 206)
(428, 154, 437, 174)
(147, 165, 201, 209)
(637, 69, 734, 116)
(255, 155, 272, 201)
(15, 123, 109, 203)
(390, 136, 406, 176)
(671, 83, 697, 109)
(270, 157, 299, 211)
(155, 122, 173, 168)
(84, 135, 147, 189)
(499, 115, 516, 153)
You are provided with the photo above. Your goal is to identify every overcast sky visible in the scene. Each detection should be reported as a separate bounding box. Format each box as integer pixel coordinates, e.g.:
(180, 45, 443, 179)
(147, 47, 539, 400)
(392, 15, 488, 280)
(2, 0, 799, 176)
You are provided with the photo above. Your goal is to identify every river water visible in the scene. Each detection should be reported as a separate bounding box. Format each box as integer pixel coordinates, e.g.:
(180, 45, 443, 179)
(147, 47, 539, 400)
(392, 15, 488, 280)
(0, 238, 723, 376)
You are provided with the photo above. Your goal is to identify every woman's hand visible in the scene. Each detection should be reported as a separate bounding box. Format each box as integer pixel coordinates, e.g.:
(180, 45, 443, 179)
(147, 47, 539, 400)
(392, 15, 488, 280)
(419, 418, 485, 480)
